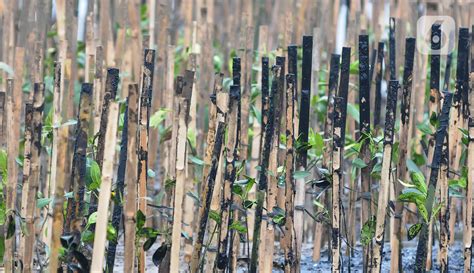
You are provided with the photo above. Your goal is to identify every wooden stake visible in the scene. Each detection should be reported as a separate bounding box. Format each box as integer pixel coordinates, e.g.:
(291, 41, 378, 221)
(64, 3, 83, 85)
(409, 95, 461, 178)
(371, 80, 399, 273)
(390, 37, 416, 273)
(170, 70, 194, 273)
(22, 83, 45, 273)
(64, 83, 93, 234)
(124, 84, 139, 273)
(414, 93, 453, 273)
(373, 42, 384, 130)
(90, 102, 119, 272)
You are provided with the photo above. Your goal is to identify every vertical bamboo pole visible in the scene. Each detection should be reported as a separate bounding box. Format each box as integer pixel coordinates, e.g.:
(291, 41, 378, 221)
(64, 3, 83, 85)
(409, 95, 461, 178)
(0, 91, 4, 148)
(46, 63, 63, 249)
(391, 37, 416, 273)
(414, 93, 454, 272)
(294, 36, 312, 272)
(370, 80, 399, 273)
(251, 65, 281, 273)
(64, 83, 93, 234)
(90, 102, 119, 272)
(332, 47, 351, 273)
(124, 84, 139, 273)
(22, 83, 45, 273)
(49, 126, 69, 272)
(137, 49, 156, 273)
(358, 34, 372, 271)
(170, 70, 194, 272)
(93, 46, 104, 135)
(466, 34, 474, 273)
(313, 53, 340, 262)
(216, 85, 239, 272)
(283, 73, 296, 273)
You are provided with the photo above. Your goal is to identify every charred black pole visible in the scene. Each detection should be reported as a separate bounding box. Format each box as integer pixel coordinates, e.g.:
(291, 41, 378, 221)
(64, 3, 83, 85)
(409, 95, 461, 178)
(374, 42, 385, 129)
(250, 65, 281, 273)
(414, 93, 453, 273)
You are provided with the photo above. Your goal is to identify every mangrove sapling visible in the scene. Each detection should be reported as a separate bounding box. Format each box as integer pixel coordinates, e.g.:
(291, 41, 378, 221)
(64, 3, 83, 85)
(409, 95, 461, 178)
(90, 102, 119, 272)
(373, 42, 384, 130)
(414, 92, 454, 273)
(64, 83, 93, 235)
(358, 34, 372, 270)
(371, 80, 399, 273)
(294, 36, 312, 272)
(216, 85, 240, 271)
(283, 73, 296, 273)
(313, 53, 340, 262)
(124, 84, 139, 273)
(170, 70, 194, 272)
(250, 65, 281, 273)
(23, 83, 45, 273)
(137, 49, 156, 273)
(106, 100, 129, 271)
(332, 46, 351, 273)
(390, 37, 415, 273)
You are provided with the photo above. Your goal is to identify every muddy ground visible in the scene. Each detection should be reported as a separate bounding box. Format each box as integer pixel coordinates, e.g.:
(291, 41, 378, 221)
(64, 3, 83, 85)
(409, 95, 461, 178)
(113, 238, 465, 272)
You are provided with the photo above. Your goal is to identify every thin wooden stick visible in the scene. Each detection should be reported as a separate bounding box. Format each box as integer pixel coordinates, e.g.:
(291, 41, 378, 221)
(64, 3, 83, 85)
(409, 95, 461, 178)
(22, 83, 45, 273)
(216, 85, 239, 272)
(313, 53, 340, 262)
(137, 49, 156, 273)
(390, 37, 416, 273)
(170, 70, 194, 273)
(414, 93, 453, 273)
(294, 36, 312, 273)
(250, 65, 281, 273)
(466, 32, 474, 273)
(0, 91, 5, 148)
(124, 84, 139, 273)
(283, 73, 296, 273)
(64, 83, 93, 234)
(49, 126, 69, 272)
(90, 102, 119, 272)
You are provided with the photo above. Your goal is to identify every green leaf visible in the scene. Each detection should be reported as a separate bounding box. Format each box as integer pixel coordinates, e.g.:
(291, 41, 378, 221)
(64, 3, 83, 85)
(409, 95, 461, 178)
(408, 223, 422, 240)
(107, 224, 118, 242)
(361, 216, 376, 246)
(0, 62, 14, 76)
(410, 172, 427, 195)
(189, 155, 205, 166)
(352, 158, 367, 169)
(243, 199, 254, 209)
(417, 122, 433, 135)
(137, 210, 146, 230)
(431, 202, 443, 221)
(87, 212, 98, 225)
(143, 236, 157, 251)
(350, 60, 360, 74)
(81, 230, 94, 243)
(229, 221, 247, 234)
(150, 108, 171, 129)
(309, 129, 324, 156)
(209, 210, 221, 224)
(147, 169, 156, 178)
(406, 159, 422, 174)
(293, 170, 310, 180)
(88, 159, 101, 190)
(398, 188, 425, 203)
(36, 198, 52, 209)
(347, 103, 360, 124)
(415, 199, 429, 223)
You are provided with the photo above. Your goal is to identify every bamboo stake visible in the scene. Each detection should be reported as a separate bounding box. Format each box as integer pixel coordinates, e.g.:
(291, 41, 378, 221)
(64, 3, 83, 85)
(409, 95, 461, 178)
(390, 37, 416, 273)
(283, 73, 296, 273)
(414, 93, 454, 273)
(332, 47, 351, 273)
(0, 91, 4, 148)
(358, 34, 372, 271)
(170, 70, 194, 273)
(64, 83, 93, 234)
(22, 83, 45, 273)
(195, 119, 226, 272)
(124, 84, 139, 273)
(466, 35, 474, 273)
(106, 99, 129, 270)
(46, 63, 63, 249)
(250, 65, 281, 273)
(137, 49, 156, 273)
(216, 85, 239, 272)
(373, 42, 384, 130)
(90, 102, 119, 272)
(93, 46, 104, 135)
(370, 80, 399, 273)
(389, 18, 396, 81)
(294, 36, 312, 272)
(49, 126, 69, 272)
(313, 53, 340, 262)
